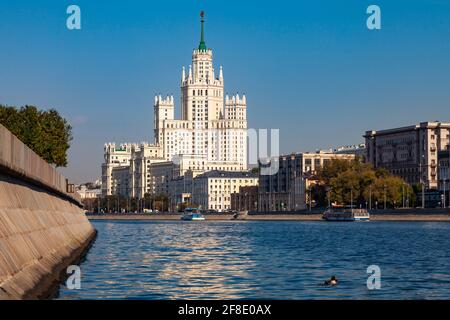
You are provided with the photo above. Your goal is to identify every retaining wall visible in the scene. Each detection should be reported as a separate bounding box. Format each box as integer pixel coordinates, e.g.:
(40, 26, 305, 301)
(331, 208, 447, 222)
(0, 124, 95, 299)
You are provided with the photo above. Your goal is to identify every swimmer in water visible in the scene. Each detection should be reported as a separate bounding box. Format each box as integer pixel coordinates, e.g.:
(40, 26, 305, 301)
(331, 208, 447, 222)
(323, 276, 338, 286)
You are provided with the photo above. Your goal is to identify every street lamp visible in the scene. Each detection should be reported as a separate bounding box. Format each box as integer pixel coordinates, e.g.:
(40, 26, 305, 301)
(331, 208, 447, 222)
(402, 184, 405, 208)
(327, 187, 332, 208)
(309, 187, 312, 211)
(419, 155, 427, 209)
(443, 179, 448, 209)
(350, 189, 353, 209)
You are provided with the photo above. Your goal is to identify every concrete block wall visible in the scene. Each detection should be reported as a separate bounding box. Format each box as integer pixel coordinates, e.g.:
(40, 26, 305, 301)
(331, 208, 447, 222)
(0, 124, 81, 204)
(0, 124, 95, 299)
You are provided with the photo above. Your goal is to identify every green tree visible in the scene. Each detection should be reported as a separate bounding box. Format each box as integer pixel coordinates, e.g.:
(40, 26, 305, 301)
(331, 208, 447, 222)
(178, 202, 194, 212)
(316, 158, 414, 208)
(0, 105, 72, 167)
(153, 194, 169, 211)
(251, 167, 260, 174)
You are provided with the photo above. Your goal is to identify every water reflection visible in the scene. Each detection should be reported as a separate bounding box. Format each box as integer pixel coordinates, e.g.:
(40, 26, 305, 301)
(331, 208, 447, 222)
(139, 222, 256, 299)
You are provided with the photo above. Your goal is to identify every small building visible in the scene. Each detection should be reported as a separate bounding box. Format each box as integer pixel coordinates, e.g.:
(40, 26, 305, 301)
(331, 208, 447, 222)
(192, 170, 258, 212)
(333, 143, 366, 158)
(76, 185, 102, 199)
(231, 186, 258, 212)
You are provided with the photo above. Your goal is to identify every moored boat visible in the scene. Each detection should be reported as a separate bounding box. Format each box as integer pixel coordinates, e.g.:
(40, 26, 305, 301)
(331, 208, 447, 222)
(181, 207, 205, 221)
(322, 206, 370, 221)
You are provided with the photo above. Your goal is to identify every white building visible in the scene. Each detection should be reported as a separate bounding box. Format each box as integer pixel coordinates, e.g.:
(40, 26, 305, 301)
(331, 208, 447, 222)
(129, 143, 165, 198)
(101, 143, 132, 196)
(102, 12, 248, 198)
(153, 12, 247, 171)
(76, 185, 102, 199)
(192, 170, 258, 212)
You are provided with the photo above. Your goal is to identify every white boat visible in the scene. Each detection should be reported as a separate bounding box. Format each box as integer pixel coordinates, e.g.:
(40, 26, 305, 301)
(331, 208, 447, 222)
(181, 208, 205, 221)
(322, 207, 370, 221)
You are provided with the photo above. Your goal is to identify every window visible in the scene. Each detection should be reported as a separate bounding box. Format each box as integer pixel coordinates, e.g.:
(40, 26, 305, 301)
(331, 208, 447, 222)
(314, 159, 321, 168)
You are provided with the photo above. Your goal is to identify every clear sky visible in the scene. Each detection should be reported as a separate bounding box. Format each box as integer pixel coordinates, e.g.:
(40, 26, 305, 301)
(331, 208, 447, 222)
(1, 0, 450, 183)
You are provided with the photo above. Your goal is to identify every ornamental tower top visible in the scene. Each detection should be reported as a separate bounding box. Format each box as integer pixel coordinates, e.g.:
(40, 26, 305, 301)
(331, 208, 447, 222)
(198, 11, 207, 51)
(189, 11, 214, 83)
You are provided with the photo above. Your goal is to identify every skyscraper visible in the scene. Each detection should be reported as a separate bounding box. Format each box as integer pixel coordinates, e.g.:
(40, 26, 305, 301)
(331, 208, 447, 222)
(103, 12, 249, 197)
(154, 11, 248, 170)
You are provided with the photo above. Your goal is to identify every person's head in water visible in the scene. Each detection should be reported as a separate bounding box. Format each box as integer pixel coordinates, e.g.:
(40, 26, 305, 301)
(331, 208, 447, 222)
(324, 276, 338, 286)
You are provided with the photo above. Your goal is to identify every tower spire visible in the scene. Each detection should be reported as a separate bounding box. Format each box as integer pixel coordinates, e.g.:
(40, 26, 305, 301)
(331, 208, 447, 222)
(198, 11, 207, 51)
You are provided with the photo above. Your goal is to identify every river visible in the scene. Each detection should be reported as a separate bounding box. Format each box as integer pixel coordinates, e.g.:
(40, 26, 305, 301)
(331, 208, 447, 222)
(57, 220, 450, 299)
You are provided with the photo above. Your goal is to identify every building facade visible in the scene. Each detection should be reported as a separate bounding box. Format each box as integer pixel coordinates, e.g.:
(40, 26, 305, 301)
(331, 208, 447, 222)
(333, 143, 366, 158)
(192, 170, 258, 212)
(365, 121, 450, 189)
(128, 143, 165, 198)
(231, 186, 259, 212)
(168, 171, 194, 211)
(101, 143, 132, 196)
(438, 149, 450, 207)
(258, 151, 355, 212)
(76, 185, 102, 200)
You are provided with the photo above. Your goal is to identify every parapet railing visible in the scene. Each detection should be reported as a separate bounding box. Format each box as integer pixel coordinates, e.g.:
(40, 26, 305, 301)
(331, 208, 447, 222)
(0, 123, 82, 206)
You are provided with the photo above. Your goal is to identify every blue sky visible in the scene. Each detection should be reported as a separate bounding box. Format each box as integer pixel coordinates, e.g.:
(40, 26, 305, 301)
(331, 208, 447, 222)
(1, 0, 450, 183)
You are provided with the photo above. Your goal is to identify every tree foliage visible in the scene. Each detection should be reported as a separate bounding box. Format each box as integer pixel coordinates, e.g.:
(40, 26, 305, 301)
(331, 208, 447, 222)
(0, 104, 72, 167)
(314, 159, 415, 208)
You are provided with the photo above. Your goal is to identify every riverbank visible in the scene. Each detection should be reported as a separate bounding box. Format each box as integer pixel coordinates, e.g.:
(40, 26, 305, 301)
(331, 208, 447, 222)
(0, 124, 95, 300)
(87, 213, 450, 222)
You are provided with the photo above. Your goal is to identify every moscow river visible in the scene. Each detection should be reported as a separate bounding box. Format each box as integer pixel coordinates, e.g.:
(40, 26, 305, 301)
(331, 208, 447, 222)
(57, 220, 450, 299)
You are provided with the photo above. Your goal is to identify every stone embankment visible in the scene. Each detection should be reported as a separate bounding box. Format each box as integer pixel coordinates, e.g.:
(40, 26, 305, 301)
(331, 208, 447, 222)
(0, 124, 96, 299)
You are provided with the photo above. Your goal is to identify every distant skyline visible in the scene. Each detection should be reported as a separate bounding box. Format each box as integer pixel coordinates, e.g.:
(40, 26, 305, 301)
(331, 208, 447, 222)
(1, 0, 450, 183)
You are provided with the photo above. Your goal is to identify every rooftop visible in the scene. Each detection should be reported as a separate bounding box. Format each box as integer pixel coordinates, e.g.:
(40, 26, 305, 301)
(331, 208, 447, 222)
(195, 170, 258, 179)
(364, 121, 450, 137)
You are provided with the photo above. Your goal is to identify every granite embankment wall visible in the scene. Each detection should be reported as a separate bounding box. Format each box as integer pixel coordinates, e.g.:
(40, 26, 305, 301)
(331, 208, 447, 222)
(0, 124, 96, 299)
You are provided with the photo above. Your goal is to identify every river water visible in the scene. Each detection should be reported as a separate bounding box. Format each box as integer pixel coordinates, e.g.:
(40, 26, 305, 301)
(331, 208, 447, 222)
(57, 220, 450, 299)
